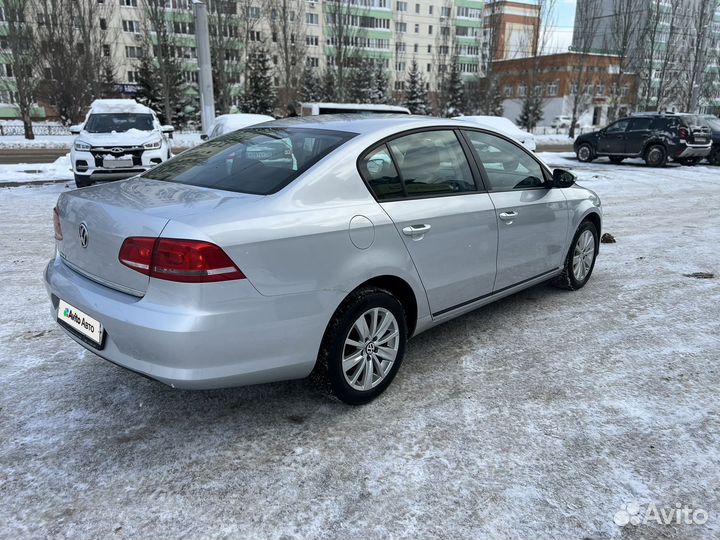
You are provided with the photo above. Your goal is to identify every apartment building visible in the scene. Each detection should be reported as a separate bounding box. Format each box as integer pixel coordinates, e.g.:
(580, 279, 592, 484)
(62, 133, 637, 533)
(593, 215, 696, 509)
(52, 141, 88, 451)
(482, 0, 539, 66)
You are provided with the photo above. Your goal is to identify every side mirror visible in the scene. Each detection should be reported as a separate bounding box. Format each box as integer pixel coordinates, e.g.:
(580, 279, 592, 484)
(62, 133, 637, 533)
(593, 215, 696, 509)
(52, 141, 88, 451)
(552, 168, 576, 188)
(200, 134, 209, 141)
(69, 124, 82, 135)
(161, 125, 174, 133)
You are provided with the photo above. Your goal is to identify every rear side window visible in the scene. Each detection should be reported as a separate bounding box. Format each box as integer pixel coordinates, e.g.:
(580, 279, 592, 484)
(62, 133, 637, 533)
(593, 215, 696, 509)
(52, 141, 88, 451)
(652, 117, 677, 129)
(360, 145, 404, 200)
(386, 130, 476, 197)
(628, 118, 652, 131)
(142, 127, 354, 195)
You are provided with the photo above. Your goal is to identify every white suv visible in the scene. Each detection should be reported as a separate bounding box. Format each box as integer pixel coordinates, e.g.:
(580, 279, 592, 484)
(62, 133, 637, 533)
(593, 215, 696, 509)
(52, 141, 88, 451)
(69, 99, 174, 187)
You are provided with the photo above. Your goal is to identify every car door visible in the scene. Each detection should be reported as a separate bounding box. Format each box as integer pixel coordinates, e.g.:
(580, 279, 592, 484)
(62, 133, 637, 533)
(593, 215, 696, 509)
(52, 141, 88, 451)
(597, 118, 630, 154)
(359, 129, 498, 315)
(461, 129, 569, 291)
(624, 117, 653, 155)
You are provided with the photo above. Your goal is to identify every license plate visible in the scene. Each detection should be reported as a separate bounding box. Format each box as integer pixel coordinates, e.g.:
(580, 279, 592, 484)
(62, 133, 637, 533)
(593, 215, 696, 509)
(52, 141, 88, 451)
(695, 138, 707, 143)
(103, 158, 133, 169)
(57, 299, 103, 346)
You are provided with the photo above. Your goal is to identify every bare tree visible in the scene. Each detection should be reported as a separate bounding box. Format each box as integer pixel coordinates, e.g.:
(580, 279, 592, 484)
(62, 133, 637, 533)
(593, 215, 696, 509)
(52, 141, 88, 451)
(638, 0, 684, 111)
(683, 0, 719, 112)
(516, 0, 557, 130)
(568, 0, 602, 137)
(324, 0, 368, 101)
(141, 0, 185, 124)
(208, 0, 242, 114)
(603, 0, 642, 120)
(2, 0, 40, 138)
(35, 0, 115, 124)
(267, 0, 307, 106)
(433, 0, 454, 113)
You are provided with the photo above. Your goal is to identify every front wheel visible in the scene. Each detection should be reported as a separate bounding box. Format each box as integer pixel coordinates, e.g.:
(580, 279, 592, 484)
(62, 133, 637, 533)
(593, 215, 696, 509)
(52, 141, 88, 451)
(315, 288, 407, 405)
(552, 220, 598, 290)
(576, 143, 594, 163)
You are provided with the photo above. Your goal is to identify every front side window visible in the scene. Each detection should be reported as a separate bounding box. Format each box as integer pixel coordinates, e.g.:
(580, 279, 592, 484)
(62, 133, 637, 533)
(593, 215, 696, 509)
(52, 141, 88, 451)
(143, 128, 354, 195)
(463, 130, 545, 192)
(382, 130, 475, 198)
(84, 113, 154, 133)
(606, 119, 630, 133)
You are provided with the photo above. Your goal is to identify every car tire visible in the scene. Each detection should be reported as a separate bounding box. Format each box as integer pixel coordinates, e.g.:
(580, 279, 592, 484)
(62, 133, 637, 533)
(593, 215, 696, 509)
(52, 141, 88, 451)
(677, 157, 700, 166)
(74, 174, 93, 188)
(708, 149, 720, 166)
(609, 156, 624, 164)
(552, 220, 598, 291)
(576, 143, 594, 163)
(644, 144, 666, 167)
(314, 287, 407, 405)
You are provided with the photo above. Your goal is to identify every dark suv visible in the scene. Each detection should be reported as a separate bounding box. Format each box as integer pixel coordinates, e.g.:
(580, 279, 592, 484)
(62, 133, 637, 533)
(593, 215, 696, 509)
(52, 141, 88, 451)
(702, 115, 720, 165)
(574, 113, 712, 167)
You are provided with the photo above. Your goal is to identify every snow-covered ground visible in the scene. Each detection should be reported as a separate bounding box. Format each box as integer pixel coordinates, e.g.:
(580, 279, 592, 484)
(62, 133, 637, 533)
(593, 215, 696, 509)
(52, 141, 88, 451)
(0, 159, 719, 539)
(534, 133, 576, 145)
(0, 132, 203, 150)
(0, 153, 72, 184)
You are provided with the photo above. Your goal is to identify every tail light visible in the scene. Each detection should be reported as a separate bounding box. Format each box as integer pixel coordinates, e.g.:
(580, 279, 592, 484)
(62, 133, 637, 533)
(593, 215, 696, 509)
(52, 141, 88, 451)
(679, 127, 689, 140)
(119, 237, 245, 283)
(53, 207, 63, 240)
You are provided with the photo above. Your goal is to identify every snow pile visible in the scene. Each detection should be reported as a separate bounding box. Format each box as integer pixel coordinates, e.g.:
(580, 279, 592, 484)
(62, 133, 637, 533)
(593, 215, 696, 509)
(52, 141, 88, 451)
(88, 99, 154, 115)
(0, 153, 72, 184)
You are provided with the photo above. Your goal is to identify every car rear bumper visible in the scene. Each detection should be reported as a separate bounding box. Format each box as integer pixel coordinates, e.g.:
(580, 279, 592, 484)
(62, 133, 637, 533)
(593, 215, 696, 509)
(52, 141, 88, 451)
(44, 255, 343, 389)
(674, 144, 712, 159)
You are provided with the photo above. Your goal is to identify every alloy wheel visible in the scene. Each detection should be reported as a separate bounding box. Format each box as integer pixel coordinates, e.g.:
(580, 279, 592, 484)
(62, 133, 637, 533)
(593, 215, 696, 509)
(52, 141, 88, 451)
(342, 307, 400, 391)
(572, 230, 595, 282)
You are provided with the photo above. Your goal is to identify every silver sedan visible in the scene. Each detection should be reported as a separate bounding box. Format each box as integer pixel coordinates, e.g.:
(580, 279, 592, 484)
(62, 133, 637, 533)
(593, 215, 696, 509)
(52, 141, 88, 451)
(45, 116, 602, 404)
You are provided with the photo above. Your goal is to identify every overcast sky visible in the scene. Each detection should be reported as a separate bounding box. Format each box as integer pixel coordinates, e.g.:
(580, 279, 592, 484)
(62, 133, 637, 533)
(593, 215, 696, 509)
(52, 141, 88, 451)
(546, 0, 577, 54)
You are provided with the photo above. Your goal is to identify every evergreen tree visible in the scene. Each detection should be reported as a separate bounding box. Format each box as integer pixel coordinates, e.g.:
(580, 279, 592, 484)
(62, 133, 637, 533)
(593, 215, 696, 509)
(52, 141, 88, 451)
(371, 61, 390, 104)
(348, 60, 371, 103)
(99, 61, 117, 98)
(468, 76, 504, 116)
(403, 59, 429, 114)
(517, 88, 544, 130)
(135, 54, 164, 116)
(300, 61, 323, 102)
(322, 67, 337, 102)
(242, 45, 276, 115)
(441, 56, 465, 117)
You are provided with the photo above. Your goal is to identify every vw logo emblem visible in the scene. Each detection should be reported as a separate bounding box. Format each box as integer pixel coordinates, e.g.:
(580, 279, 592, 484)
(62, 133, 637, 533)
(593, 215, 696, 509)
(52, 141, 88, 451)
(79, 222, 89, 248)
(111, 147, 123, 153)
(365, 342, 376, 355)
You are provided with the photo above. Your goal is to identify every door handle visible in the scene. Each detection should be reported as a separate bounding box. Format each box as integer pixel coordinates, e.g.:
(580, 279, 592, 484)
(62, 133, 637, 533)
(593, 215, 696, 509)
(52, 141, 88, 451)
(402, 224, 431, 237)
(498, 211, 518, 222)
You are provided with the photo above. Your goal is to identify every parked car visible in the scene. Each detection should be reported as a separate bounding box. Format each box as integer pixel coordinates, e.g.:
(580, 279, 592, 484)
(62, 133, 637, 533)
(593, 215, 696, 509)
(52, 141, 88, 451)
(300, 102, 411, 115)
(453, 115, 537, 152)
(702, 114, 720, 165)
(201, 113, 274, 140)
(69, 99, 174, 188)
(46, 116, 602, 404)
(551, 115, 573, 129)
(574, 113, 712, 167)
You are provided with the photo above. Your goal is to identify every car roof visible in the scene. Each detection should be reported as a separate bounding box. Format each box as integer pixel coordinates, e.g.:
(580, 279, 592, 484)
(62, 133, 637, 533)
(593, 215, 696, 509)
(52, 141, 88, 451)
(255, 114, 476, 135)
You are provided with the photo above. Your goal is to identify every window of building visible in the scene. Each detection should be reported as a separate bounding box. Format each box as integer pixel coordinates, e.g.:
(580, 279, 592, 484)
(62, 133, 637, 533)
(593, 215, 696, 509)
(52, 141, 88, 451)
(396, 1, 407, 11)
(306, 35, 319, 46)
(394, 80, 405, 90)
(102, 44, 111, 57)
(306, 13, 319, 25)
(308, 56, 319, 67)
(427, 44, 431, 53)
(127, 70, 140, 83)
(428, 24, 433, 34)
(596, 83, 605, 96)
(414, 23, 419, 33)
(122, 19, 140, 32)
(396, 41, 406, 51)
(517, 84, 526, 97)
(395, 61, 405, 71)
(125, 46, 142, 58)
(440, 6, 450, 16)
(413, 43, 418, 53)
(121, 0, 138, 6)
(547, 80, 559, 96)
(503, 85, 512, 97)
(396, 21, 406, 32)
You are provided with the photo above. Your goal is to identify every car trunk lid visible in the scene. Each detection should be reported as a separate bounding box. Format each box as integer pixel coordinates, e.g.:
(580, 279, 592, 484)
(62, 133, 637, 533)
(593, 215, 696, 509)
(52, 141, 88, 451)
(56, 178, 258, 296)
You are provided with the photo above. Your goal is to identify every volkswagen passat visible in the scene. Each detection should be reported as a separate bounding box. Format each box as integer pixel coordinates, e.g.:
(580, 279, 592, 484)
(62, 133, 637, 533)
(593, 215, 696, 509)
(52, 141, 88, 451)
(45, 116, 602, 404)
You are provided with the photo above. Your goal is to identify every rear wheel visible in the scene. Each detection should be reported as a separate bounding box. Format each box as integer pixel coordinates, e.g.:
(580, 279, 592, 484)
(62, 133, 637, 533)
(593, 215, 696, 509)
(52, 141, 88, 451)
(677, 157, 700, 166)
(609, 156, 625, 164)
(644, 144, 666, 167)
(708, 148, 720, 166)
(576, 143, 594, 163)
(74, 174, 93, 188)
(552, 220, 598, 291)
(315, 287, 407, 405)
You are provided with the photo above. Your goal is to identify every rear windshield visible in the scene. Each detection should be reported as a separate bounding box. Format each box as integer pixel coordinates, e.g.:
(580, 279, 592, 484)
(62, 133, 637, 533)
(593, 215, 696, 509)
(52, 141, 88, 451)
(84, 113, 154, 133)
(141, 127, 354, 195)
(679, 115, 708, 128)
